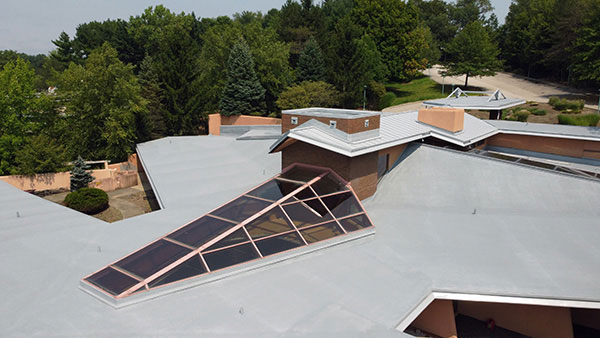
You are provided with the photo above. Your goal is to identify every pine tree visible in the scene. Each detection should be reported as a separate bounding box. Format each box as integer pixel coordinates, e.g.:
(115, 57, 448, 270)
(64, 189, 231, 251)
(297, 36, 326, 82)
(70, 156, 94, 191)
(219, 38, 265, 116)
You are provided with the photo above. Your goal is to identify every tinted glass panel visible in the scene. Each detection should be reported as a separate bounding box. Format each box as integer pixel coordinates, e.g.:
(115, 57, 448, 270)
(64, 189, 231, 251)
(279, 166, 325, 182)
(86, 267, 139, 296)
(244, 207, 294, 239)
(321, 192, 362, 218)
(311, 173, 348, 195)
(339, 214, 372, 232)
(517, 159, 556, 170)
(300, 222, 344, 244)
(210, 196, 271, 223)
(203, 243, 260, 271)
(293, 187, 317, 200)
(282, 198, 332, 228)
(149, 255, 207, 288)
(246, 179, 301, 201)
(256, 232, 304, 256)
(115, 239, 191, 279)
(168, 216, 236, 248)
(204, 228, 249, 251)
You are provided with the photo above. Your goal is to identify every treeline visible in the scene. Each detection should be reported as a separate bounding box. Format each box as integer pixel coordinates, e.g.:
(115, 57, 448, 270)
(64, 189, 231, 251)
(1, 0, 599, 176)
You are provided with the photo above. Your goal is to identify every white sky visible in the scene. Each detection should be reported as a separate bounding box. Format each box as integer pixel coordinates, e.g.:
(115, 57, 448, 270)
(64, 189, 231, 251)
(0, 0, 511, 55)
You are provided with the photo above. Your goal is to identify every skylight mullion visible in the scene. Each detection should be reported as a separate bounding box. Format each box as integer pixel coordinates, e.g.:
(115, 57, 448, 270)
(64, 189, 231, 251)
(334, 211, 367, 222)
(163, 237, 197, 250)
(275, 177, 307, 185)
(110, 265, 144, 282)
(201, 240, 253, 254)
(241, 225, 263, 258)
(279, 205, 309, 246)
(207, 214, 239, 224)
(198, 253, 211, 272)
(244, 194, 275, 203)
(314, 195, 347, 234)
(313, 190, 353, 200)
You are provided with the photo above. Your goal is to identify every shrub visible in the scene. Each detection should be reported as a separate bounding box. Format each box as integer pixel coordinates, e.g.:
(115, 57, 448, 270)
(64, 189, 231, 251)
(379, 92, 396, 109)
(560, 109, 579, 114)
(528, 108, 546, 116)
(513, 111, 530, 122)
(557, 114, 600, 126)
(64, 187, 109, 214)
(548, 96, 584, 112)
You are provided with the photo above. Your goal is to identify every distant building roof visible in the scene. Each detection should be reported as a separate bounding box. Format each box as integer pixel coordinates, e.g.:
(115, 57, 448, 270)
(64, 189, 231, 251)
(423, 88, 525, 110)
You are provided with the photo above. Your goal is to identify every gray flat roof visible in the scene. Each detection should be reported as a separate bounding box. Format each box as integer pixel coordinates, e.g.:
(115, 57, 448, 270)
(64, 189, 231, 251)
(2, 136, 600, 336)
(423, 89, 526, 110)
(488, 119, 600, 141)
(283, 107, 380, 119)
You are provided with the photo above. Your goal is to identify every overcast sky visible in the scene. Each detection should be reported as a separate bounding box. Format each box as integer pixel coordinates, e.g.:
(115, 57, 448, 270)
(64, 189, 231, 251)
(1, 0, 511, 55)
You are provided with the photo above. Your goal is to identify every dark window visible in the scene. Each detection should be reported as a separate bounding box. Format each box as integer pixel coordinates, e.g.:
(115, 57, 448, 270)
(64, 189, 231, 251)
(167, 216, 236, 248)
(300, 222, 344, 244)
(86, 267, 140, 296)
(204, 228, 249, 251)
(149, 255, 207, 288)
(244, 207, 294, 240)
(115, 239, 191, 279)
(210, 196, 271, 223)
(246, 179, 301, 201)
(311, 173, 348, 195)
(203, 243, 260, 271)
(321, 192, 362, 218)
(279, 166, 325, 183)
(282, 198, 332, 228)
(377, 154, 389, 179)
(338, 214, 372, 232)
(255, 232, 305, 256)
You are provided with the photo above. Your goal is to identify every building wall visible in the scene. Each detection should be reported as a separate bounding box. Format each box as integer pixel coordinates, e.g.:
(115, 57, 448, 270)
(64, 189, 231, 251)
(281, 114, 380, 134)
(281, 141, 377, 200)
(411, 299, 458, 338)
(379, 143, 408, 170)
(486, 134, 600, 160)
(457, 301, 574, 338)
(208, 114, 281, 135)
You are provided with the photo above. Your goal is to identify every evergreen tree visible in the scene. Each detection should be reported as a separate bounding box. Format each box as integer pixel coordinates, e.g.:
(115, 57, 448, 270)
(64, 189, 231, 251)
(297, 36, 326, 82)
(444, 21, 502, 87)
(219, 38, 265, 116)
(50, 32, 78, 69)
(70, 156, 94, 191)
(138, 56, 167, 140)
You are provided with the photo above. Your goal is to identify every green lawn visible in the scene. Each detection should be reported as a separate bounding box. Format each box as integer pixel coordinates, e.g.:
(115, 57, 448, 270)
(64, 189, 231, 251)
(380, 76, 445, 109)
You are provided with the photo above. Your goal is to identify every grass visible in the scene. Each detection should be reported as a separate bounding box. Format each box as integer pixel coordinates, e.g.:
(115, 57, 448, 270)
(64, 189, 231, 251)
(557, 114, 600, 126)
(382, 75, 445, 109)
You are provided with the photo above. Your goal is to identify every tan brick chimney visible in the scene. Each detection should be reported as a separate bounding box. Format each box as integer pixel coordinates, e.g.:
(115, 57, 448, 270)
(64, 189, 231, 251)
(418, 107, 465, 133)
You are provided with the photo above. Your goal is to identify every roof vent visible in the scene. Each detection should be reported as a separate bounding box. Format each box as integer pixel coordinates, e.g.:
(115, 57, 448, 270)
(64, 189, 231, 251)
(418, 107, 465, 133)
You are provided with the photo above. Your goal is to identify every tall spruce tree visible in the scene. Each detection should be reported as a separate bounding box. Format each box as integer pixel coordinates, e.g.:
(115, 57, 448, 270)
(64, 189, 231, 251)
(70, 156, 94, 191)
(219, 38, 265, 116)
(297, 36, 326, 82)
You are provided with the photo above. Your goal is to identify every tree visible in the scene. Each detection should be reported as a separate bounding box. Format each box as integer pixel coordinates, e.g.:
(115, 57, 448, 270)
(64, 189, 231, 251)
(219, 39, 266, 116)
(138, 56, 167, 140)
(58, 42, 146, 162)
(276, 81, 341, 110)
(15, 135, 68, 175)
(444, 21, 502, 87)
(70, 156, 94, 191)
(352, 0, 427, 81)
(571, 1, 600, 84)
(49, 32, 78, 69)
(451, 0, 493, 29)
(297, 36, 326, 82)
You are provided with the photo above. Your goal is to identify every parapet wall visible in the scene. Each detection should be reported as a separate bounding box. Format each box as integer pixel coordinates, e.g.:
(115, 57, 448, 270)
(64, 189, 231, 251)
(208, 114, 281, 135)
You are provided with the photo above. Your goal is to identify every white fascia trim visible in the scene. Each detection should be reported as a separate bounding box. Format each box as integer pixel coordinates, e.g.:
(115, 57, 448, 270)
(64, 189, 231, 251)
(395, 291, 600, 332)
(497, 129, 600, 142)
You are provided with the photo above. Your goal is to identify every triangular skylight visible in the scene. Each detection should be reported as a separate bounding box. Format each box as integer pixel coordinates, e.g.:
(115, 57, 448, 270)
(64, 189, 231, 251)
(83, 164, 374, 301)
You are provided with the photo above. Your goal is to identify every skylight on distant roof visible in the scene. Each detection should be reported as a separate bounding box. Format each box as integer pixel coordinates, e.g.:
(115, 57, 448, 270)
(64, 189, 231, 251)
(83, 164, 374, 301)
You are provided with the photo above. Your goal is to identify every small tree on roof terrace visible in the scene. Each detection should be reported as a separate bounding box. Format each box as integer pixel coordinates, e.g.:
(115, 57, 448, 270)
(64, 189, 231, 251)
(70, 156, 94, 191)
(444, 20, 502, 87)
(219, 38, 265, 116)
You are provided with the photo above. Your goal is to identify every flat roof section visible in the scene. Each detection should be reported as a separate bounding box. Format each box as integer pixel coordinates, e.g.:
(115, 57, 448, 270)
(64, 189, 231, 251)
(283, 107, 380, 119)
(423, 89, 525, 110)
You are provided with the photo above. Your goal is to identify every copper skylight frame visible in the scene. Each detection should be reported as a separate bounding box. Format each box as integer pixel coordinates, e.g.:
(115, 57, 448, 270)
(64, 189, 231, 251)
(82, 163, 375, 300)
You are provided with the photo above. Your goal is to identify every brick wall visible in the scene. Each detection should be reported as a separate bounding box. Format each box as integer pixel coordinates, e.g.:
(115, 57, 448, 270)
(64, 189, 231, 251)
(282, 113, 380, 134)
(281, 141, 378, 200)
(487, 134, 600, 160)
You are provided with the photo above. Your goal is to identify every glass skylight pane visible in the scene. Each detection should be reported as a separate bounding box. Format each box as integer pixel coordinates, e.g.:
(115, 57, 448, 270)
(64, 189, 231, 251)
(282, 198, 332, 228)
(149, 255, 207, 288)
(115, 239, 191, 279)
(203, 243, 260, 271)
(204, 228, 249, 251)
(86, 267, 140, 296)
(321, 192, 362, 218)
(167, 216, 236, 248)
(246, 179, 301, 201)
(210, 196, 271, 223)
(300, 222, 344, 244)
(279, 166, 325, 182)
(255, 232, 304, 256)
(244, 207, 294, 239)
(338, 214, 372, 232)
(311, 173, 348, 196)
(293, 187, 317, 200)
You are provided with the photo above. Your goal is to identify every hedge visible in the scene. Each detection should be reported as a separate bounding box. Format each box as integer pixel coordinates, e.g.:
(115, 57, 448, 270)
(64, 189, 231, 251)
(64, 187, 109, 215)
(548, 96, 584, 112)
(557, 114, 600, 127)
